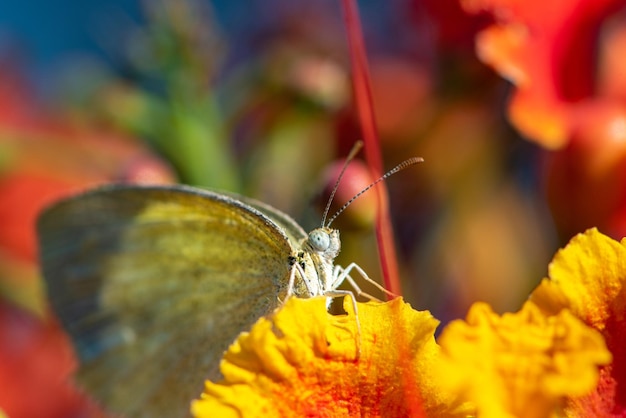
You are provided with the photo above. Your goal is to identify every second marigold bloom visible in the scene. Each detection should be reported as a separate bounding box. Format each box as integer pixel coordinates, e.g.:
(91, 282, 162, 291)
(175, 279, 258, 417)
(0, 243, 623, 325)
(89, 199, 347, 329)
(530, 228, 626, 416)
(436, 300, 611, 418)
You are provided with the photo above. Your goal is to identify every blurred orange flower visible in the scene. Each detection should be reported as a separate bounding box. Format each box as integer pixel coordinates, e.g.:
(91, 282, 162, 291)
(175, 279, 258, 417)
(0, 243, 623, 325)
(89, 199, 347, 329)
(462, 0, 625, 150)
(461, 0, 626, 239)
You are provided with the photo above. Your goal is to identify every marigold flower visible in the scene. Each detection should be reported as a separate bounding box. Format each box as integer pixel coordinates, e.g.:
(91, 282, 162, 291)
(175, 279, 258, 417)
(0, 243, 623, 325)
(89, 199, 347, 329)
(530, 228, 626, 416)
(192, 229, 625, 417)
(192, 297, 469, 418)
(436, 300, 611, 418)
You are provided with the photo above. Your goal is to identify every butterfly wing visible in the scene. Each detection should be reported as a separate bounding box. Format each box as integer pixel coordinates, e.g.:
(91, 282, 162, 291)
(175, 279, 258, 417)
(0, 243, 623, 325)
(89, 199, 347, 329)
(37, 185, 298, 418)
(225, 192, 309, 244)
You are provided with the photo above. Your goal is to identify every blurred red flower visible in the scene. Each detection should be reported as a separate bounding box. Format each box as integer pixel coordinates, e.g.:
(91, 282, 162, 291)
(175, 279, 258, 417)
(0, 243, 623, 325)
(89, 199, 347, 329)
(461, 0, 626, 239)
(0, 67, 175, 418)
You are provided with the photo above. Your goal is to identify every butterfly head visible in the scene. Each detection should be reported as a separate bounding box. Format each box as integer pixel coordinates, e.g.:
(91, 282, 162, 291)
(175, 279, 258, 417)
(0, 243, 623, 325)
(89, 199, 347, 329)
(306, 227, 340, 261)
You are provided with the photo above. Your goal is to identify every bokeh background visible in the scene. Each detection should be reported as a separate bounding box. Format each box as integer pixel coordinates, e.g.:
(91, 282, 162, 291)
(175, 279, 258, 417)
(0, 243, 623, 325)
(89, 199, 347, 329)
(2, 0, 625, 416)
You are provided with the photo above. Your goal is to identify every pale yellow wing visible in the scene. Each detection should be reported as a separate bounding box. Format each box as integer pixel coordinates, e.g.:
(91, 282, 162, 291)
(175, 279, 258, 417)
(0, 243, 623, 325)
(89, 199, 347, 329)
(37, 184, 298, 418)
(221, 191, 309, 244)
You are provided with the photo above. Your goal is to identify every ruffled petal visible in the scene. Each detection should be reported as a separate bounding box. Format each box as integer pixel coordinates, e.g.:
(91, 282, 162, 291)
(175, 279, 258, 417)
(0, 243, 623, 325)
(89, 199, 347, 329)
(192, 297, 468, 417)
(436, 301, 610, 418)
(530, 228, 626, 416)
(530, 228, 626, 328)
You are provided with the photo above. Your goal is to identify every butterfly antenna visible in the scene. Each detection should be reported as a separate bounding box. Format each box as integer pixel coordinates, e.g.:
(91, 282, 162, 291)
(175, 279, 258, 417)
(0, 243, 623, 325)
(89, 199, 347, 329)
(325, 156, 424, 228)
(321, 141, 365, 227)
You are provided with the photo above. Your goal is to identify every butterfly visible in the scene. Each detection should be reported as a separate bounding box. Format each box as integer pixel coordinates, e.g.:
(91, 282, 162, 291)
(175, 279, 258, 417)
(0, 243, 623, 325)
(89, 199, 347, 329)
(37, 149, 421, 417)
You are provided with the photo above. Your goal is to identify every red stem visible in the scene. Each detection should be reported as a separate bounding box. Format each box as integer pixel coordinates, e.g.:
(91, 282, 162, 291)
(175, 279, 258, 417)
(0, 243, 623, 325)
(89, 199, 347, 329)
(340, 0, 402, 297)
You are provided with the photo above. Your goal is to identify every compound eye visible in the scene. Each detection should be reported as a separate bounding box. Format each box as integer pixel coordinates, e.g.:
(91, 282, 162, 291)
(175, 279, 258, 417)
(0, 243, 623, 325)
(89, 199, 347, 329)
(309, 229, 330, 251)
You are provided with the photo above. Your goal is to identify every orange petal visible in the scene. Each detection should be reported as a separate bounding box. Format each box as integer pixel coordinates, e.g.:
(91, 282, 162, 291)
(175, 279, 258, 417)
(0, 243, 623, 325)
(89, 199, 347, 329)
(193, 297, 468, 417)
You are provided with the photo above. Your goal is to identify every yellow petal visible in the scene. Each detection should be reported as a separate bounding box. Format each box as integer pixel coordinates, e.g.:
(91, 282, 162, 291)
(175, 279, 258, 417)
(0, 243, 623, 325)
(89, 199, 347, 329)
(530, 228, 626, 329)
(529, 228, 626, 416)
(192, 297, 468, 417)
(436, 301, 611, 418)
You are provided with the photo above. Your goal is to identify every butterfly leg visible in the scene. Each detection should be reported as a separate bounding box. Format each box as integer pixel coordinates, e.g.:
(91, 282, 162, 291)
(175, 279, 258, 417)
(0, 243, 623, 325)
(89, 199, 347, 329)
(333, 263, 398, 302)
(286, 263, 297, 299)
(322, 289, 361, 360)
(285, 262, 317, 300)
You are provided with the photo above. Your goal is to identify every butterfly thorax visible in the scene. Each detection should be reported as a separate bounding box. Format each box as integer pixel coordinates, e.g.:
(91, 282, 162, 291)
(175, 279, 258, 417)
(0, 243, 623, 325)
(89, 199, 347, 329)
(294, 227, 340, 297)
